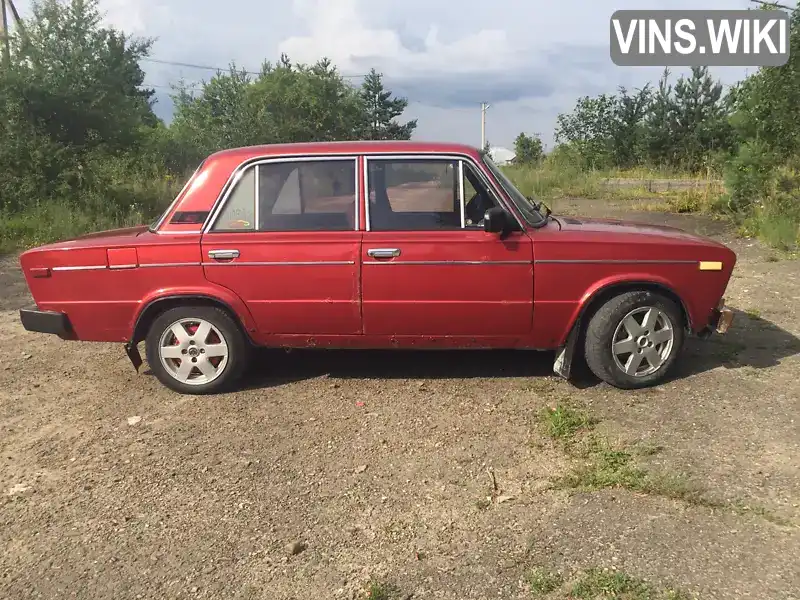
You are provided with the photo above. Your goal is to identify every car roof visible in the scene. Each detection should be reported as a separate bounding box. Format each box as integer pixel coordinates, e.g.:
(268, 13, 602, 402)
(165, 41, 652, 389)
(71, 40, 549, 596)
(207, 140, 482, 161)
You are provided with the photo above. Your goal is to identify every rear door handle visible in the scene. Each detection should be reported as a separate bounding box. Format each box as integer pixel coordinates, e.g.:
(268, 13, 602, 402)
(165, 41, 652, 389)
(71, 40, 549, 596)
(367, 248, 401, 259)
(208, 249, 240, 260)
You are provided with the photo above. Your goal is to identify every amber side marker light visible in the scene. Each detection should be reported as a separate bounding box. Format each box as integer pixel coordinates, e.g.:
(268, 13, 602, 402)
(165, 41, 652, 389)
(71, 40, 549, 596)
(699, 261, 723, 271)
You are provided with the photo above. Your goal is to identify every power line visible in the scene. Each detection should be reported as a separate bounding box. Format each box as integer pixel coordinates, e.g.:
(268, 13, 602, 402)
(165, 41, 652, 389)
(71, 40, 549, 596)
(140, 57, 368, 79)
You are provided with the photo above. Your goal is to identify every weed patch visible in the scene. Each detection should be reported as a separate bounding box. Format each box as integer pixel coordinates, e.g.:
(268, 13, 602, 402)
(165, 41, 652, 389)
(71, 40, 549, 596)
(569, 568, 693, 600)
(363, 578, 402, 600)
(545, 412, 786, 524)
(538, 405, 597, 443)
(527, 567, 564, 596)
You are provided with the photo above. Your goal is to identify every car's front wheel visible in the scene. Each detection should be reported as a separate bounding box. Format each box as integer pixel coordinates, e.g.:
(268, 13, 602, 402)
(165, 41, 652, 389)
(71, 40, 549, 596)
(583, 290, 684, 389)
(145, 305, 249, 394)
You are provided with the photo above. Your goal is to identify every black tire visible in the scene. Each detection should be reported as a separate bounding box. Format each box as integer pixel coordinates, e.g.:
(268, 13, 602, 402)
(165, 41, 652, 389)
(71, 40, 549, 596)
(145, 305, 250, 394)
(583, 290, 684, 389)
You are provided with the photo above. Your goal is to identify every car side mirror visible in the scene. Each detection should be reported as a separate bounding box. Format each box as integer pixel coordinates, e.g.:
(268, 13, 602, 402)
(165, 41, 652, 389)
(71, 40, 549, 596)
(484, 207, 510, 234)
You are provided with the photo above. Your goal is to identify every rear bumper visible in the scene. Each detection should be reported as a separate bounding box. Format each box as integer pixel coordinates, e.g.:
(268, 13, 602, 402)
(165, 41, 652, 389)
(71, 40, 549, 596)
(19, 308, 72, 337)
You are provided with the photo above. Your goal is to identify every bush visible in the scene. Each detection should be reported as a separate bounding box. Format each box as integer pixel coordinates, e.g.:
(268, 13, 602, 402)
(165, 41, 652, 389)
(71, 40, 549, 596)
(723, 141, 777, 213)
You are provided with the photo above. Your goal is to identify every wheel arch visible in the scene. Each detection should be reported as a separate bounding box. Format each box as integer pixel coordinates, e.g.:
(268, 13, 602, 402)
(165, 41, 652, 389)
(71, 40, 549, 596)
(575, 279, 692, 338)
(131, 294, 256, 346)
(553, 278, 692, 379)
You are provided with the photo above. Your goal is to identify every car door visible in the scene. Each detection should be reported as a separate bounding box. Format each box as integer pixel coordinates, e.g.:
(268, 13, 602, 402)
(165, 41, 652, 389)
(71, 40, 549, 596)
(360, 154, 533, 340)
(201, 155, 362, 338)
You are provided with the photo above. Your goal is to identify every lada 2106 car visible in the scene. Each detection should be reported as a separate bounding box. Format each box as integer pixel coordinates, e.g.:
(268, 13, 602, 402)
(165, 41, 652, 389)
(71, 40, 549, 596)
(18, 141, 736, 394)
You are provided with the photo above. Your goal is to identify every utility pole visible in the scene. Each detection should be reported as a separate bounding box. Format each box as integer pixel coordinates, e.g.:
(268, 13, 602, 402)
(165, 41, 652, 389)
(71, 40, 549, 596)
(480, 102, 491, 150)
(0, 0, 24, 67)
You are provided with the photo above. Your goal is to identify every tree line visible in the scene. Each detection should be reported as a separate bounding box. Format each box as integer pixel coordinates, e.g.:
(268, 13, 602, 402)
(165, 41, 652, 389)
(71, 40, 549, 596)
(1, 0, 798, 249)
(0, 0, 416, 240)
(509, 2, 799, 246)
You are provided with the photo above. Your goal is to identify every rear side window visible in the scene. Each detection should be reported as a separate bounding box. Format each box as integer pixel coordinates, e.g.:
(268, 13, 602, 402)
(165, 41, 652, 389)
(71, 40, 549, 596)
(209, 158, 357, 232)
(211, 168, 256, 231)
(258, 160, 356, 231)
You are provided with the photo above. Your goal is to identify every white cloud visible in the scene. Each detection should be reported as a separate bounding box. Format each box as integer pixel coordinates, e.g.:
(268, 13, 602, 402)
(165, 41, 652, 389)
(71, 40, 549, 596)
(278, 0, 521, 77)
(11, 0, 761, 149)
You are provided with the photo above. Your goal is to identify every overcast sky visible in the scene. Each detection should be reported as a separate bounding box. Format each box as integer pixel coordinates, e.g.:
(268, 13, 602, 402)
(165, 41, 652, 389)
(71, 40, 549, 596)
(13, 0, 757, 149)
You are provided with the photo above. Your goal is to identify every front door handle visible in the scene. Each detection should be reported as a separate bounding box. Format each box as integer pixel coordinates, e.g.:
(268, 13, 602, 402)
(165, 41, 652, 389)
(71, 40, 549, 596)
(367, 248, 401, 259)
(208, 249, 240, 260)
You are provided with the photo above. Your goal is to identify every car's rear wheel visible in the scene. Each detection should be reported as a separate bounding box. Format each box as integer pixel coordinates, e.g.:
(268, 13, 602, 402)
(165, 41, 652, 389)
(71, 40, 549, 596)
(145, 305, 249, 394)
(583, 290, 684, 389)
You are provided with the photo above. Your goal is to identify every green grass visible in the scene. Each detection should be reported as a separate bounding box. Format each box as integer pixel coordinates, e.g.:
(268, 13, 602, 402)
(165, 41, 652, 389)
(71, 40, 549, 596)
(363, 579, 401, 600)
(753, 213, 800, 251)
(539, 405, 598, 442)
(502, 161, 800, 251)
(536, 407, 709, 505)
(556, 436, 713, 507)
(569, 569, 693, 600)
(503, 163, 725, 211)
(541, 411, 791, 525)
(0, 201, 159, 255)
(527, 567, 564, 596)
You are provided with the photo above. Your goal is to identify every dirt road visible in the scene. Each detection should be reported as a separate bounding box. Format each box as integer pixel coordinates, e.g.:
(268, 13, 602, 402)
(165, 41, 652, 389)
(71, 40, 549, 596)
(1, 202, 798, 600)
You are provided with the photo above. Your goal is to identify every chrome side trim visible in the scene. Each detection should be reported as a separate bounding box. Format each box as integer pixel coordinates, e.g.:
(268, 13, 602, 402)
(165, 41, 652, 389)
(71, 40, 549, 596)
(152, 230, 203, 235)
(52, 262, 205, 271)
(51, 265, 107, 272)
(534, 259, 699, 264)
(202, 260, 356, 266)
(139, 262, 202, 268)
(203, 155, 360, 234)
(364, 156, 371, 232)
(354, 157, 360, 231)
(254, 163, 260, 231)
(363, 260, 531, 266)
(458, 160, 466, 228)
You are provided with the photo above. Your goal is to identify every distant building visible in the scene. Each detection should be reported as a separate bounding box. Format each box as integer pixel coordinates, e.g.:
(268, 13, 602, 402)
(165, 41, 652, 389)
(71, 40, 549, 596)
(488, 146, 516, 165)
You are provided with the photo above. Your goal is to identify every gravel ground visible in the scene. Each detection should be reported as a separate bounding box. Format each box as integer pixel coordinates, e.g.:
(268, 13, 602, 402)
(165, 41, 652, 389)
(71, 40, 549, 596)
(1, 202, 798, 600)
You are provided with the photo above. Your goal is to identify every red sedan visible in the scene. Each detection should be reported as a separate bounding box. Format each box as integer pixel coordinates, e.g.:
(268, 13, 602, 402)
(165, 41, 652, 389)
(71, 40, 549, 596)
(18, 141, 736, 394)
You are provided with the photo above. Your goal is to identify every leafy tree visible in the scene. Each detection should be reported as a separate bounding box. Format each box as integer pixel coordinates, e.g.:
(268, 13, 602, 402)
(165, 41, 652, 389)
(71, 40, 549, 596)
(169, 65, 265, 166)
(645, 68, 677, 166)
(670, 66, 733, 171)
(554, 94, 618, 169)
(611, 85, 652, 168)
(7, 0, 155, 153)
(514, 132, 544, 164)
(730, 3, 800, 156)
(358, 68, 417, 140)
(0, 0, 159, 214)
(169, 57, 418, 168)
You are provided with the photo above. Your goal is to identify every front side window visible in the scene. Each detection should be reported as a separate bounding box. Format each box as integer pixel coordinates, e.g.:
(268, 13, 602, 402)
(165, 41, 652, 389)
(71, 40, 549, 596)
(367, 158, 500, 231)
(210, 158, 357, 232)
(482, 155, 544, 226)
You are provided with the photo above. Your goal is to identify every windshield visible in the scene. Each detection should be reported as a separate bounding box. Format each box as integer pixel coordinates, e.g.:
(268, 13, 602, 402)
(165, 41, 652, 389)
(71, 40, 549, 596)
(482, 155, 546, 226)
